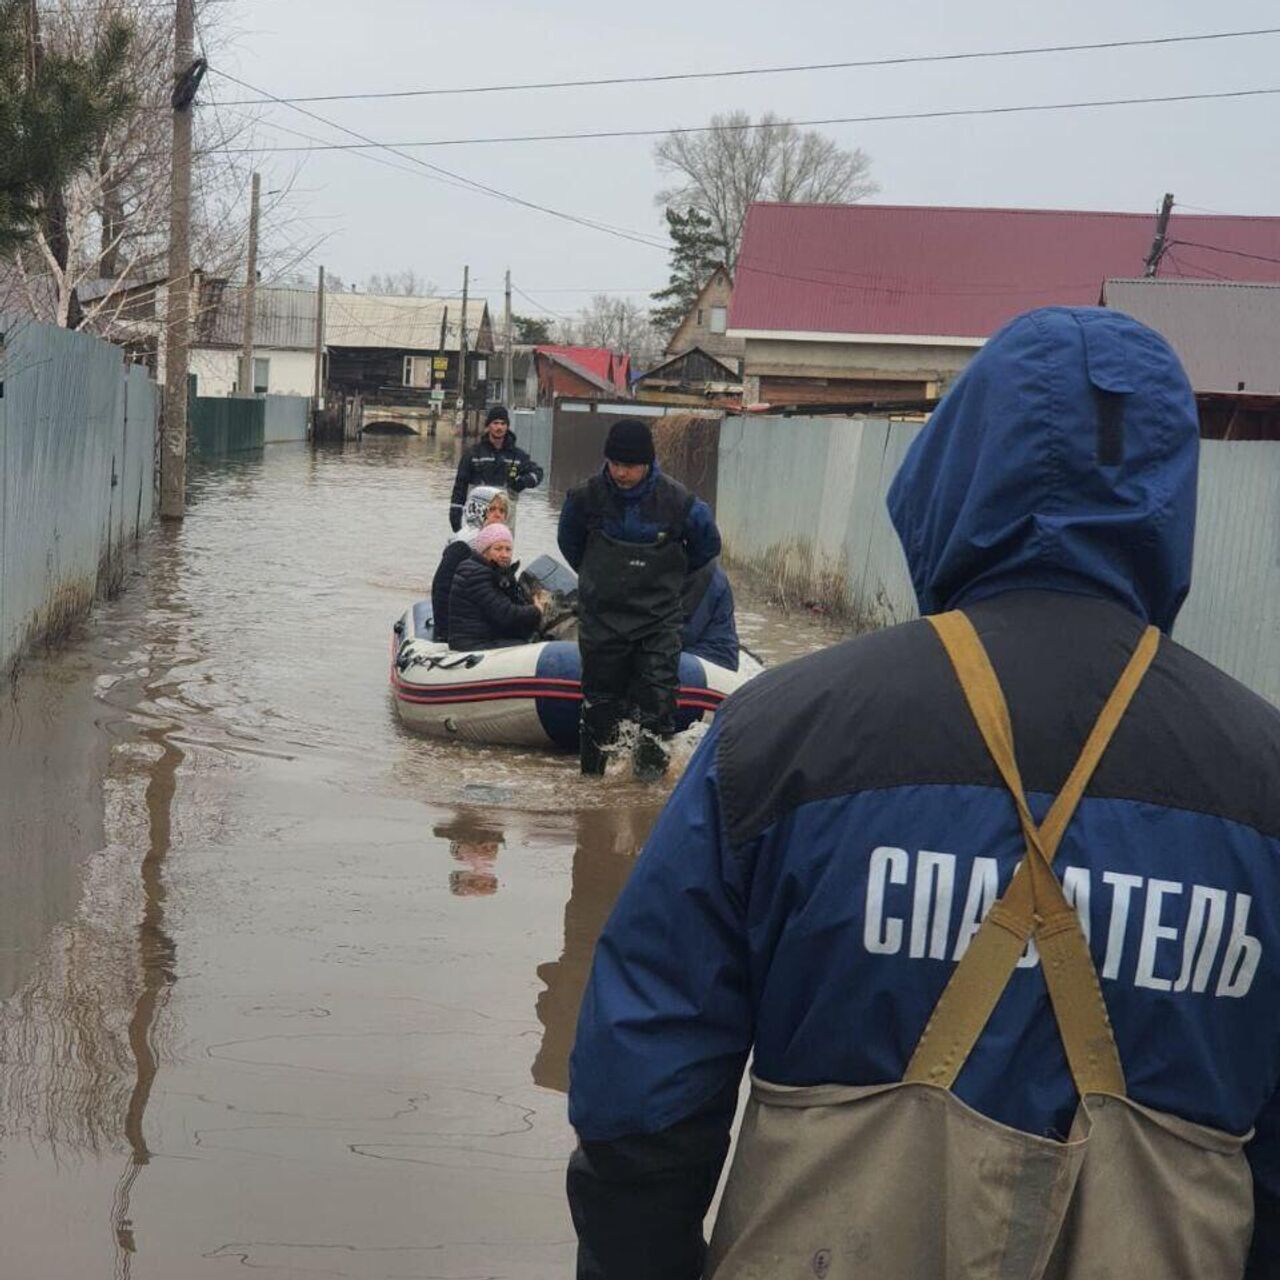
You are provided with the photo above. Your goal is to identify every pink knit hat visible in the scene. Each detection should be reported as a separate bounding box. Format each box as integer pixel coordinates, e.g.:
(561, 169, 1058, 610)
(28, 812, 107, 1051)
(473, 523, 513, 554)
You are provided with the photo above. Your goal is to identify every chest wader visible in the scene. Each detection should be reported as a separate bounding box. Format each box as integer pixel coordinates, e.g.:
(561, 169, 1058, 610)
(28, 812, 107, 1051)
(707, 611, 1254, 1280)
(577, 492, 691, 779)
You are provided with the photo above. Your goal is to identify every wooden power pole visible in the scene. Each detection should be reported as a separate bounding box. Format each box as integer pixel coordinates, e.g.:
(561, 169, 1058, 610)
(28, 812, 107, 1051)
(312, 264, 325, 410)
(1143, 192, 1175, 278)
(456, 264, 469, 431)
(503, 267, 513, 407)
(161, 0, 200, 520)
(238, 171, 261, 395)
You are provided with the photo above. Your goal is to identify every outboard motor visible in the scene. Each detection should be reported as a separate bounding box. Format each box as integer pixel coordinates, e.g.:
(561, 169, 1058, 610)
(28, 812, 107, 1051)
(520, 554, 579, 640)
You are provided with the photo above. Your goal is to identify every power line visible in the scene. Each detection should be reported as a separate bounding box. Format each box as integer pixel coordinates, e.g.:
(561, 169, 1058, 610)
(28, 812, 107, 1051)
(210, 26, 1280, 106)
(207, 68, 667, 251)
(208, 84, 1280, 153)
(1166, 238, 1280, 267)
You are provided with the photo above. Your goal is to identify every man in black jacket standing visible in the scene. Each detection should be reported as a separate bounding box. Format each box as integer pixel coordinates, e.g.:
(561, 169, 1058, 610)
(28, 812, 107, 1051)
(449, 406, 543, 532)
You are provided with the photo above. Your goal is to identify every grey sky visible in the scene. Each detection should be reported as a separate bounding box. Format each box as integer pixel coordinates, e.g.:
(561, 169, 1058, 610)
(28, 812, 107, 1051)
(213, 0, 1280, 321)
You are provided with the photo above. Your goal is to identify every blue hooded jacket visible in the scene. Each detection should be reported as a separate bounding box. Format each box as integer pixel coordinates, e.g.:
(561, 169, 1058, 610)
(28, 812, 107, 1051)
(567, 308, 1280, 1278)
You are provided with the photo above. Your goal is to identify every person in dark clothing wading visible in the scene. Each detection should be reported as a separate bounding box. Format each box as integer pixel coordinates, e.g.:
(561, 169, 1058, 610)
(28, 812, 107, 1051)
(447, 523, 546, 651)
(557, 418, 721, 781)
(448, 405, 543, 532)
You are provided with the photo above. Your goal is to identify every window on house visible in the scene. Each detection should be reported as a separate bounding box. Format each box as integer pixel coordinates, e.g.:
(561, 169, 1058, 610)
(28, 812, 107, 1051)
(403, 355, 432, 387)
(487, 379, 504, 403)
(253, 357, 270, 393)
(471, 358, 488, 387)
(696, 308, 704, 326)
(709, 306, 727, 335)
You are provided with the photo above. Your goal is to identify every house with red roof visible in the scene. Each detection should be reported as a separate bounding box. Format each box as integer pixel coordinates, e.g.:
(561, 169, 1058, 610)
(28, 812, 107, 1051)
(533, 344, 631, 405)
(729, 202, 1280, 409)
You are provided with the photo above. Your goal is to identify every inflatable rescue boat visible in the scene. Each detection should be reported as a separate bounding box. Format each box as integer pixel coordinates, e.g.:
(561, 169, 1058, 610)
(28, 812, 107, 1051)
(391, 555, 757, 749)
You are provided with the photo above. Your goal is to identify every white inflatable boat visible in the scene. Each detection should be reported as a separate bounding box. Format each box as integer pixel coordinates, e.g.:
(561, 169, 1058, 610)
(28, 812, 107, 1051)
(391, 557, 757, 749)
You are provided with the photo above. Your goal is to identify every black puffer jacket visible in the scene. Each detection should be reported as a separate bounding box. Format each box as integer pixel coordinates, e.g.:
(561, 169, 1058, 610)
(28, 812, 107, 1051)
(447, 554, 541, 651)
(430, 539, 471, 643)
(449, 430, 544, 531)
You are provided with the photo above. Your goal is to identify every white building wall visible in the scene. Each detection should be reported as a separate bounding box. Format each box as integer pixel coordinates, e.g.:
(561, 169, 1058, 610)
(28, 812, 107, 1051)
(190, 347, 315, 398)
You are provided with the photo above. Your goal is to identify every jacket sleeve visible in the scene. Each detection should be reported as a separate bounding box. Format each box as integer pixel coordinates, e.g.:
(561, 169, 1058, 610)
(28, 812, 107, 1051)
(449, 448, 472, 531)
(509, 448, 544, 493)
(694, 574, 739, 671)
(558, 490, 588, 570)
(480, 580, 540, 639)
(568, 724, 751, 1277)
(683, 498, 722, 573)
(1247, 1083, 1280, 1279)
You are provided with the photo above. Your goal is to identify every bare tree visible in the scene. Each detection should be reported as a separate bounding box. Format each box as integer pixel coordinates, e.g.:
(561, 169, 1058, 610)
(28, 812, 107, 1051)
(364, 268, 438, 296)
(6, 0, 314, 341)
(654, 111, 878, 269)
(558, 294, 663, 368)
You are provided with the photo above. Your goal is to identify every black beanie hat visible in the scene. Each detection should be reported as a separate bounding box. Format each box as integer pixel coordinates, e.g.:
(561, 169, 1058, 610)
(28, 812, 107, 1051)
(604, 417, 655, 465)
(485, 404, 510, 426)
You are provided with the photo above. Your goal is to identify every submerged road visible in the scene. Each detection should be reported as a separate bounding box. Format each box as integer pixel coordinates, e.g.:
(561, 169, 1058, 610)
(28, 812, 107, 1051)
(0, 436, 843, 1279)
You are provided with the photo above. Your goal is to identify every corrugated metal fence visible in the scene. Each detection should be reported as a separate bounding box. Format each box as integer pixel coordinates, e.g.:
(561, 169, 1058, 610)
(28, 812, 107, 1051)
(189, 393, 310, 456)
(716, 415, 1280, 705)
(1, 315, 158, 674)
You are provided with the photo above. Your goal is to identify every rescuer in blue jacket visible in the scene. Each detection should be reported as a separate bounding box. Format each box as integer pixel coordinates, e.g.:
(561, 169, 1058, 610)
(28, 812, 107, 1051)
(557, 419, 721, 780)
(566, 308, 1280, 1279)
(680, 559, 739, 671)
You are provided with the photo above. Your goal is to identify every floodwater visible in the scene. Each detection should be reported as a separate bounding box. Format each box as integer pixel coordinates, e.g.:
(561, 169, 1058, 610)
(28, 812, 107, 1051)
(0, 437, 844, 1279)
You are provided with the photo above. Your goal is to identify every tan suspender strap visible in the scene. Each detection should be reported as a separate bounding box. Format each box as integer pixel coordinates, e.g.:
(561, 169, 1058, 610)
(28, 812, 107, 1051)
(904, 611, 1160, 1098)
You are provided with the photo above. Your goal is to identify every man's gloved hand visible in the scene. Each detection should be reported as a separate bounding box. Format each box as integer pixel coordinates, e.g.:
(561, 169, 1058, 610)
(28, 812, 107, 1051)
(507, 461, 523, 489)
(449, 507, 462, 533)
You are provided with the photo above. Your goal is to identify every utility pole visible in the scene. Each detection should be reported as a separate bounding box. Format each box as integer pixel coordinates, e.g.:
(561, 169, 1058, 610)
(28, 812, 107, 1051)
(238, 171, 260, 396)
(312, 263, 325, 411)
(161, 0, 202, 520)
(503, 267, 513, 407)
(456, 264, 469, 431)
(1143, 192, 1175, 278)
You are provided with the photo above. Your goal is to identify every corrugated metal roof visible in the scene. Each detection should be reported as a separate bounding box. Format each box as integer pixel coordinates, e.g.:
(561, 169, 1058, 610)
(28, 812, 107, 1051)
(323, 292, 491, 352)
(730, 203, 1280, 340)
(200, 283, 318, 350)
(1103, 278, 1280, 395)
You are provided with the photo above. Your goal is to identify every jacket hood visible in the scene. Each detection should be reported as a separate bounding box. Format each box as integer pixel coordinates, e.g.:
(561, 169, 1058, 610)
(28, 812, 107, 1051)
(887, 306, 1199, 631)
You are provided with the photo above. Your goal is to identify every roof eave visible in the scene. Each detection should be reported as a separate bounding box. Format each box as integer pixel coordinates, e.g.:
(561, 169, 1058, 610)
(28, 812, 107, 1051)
(729, 328, 987, 348)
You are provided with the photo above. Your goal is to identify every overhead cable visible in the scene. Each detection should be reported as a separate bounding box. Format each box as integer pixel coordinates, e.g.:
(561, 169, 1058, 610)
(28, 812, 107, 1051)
(209, 85, 1280, 153)
(210, 27, 1280, 105)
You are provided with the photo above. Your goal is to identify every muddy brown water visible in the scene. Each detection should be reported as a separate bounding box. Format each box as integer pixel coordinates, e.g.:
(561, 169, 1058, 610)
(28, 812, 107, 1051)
(0, 437, 845, 1279)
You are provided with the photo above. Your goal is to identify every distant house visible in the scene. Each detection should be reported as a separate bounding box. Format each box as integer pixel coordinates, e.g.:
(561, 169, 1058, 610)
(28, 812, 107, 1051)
(632, 347, 742, 405)
(663, 265, 743, 371)
(534, 345, 631, 405)
(730, 202, 1280, 409)
(324, 292, 495, 412)
(1104, 278, 1280, 439)
(189, 281, 317, 396)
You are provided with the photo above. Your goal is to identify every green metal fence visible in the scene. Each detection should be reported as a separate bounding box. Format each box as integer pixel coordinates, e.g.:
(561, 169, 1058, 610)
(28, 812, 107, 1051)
(188, 393, 265, 456)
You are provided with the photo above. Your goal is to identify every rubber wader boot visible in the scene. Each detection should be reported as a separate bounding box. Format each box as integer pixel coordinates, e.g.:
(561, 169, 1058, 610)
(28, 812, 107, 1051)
(579, 709, 615, 776)
(632, 730, 670, 782)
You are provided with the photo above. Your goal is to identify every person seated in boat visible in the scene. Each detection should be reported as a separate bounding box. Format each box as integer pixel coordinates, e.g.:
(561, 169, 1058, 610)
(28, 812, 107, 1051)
(681, 557, 739, 671)
(431, 489, 509, 644)
(447, 523, 547, 651)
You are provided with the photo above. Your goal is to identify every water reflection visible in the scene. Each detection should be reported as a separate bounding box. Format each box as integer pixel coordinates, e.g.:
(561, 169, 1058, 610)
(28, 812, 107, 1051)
(435, 810, 506, 897)
(532, 802, 662, 1093)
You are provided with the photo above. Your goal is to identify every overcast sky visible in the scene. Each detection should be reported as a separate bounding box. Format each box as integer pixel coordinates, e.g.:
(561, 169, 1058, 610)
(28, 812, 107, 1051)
(208, 0, 1280, 320)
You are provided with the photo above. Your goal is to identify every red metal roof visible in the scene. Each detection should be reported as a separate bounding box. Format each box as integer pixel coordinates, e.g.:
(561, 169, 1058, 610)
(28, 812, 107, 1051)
(730, 203, 1280, 340)
(535, 345, 629, 391)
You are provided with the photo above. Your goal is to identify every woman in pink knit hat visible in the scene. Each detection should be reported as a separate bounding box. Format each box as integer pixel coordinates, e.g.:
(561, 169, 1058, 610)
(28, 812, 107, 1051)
(447, 522, 546, 651)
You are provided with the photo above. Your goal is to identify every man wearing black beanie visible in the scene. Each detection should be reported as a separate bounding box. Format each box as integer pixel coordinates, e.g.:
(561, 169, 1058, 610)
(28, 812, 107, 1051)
(448, 405, 544, 532)
(557, 417, 721, 780)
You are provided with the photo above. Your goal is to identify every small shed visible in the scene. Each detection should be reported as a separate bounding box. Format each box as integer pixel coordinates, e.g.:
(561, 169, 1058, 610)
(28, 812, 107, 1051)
(632, 347, 742, 405)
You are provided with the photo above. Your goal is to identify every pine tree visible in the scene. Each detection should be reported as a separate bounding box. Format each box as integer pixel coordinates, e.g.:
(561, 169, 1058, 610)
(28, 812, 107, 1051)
(650, 207, 723, 339)
(0, 0, 133, 256)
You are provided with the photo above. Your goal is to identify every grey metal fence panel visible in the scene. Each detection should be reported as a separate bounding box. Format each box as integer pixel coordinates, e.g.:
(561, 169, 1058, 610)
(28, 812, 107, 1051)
(513, 407, 552, 475)
(1, 315, 157, 674)
(716, 414, 1280, 706)
(262, 393, 311, 444)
